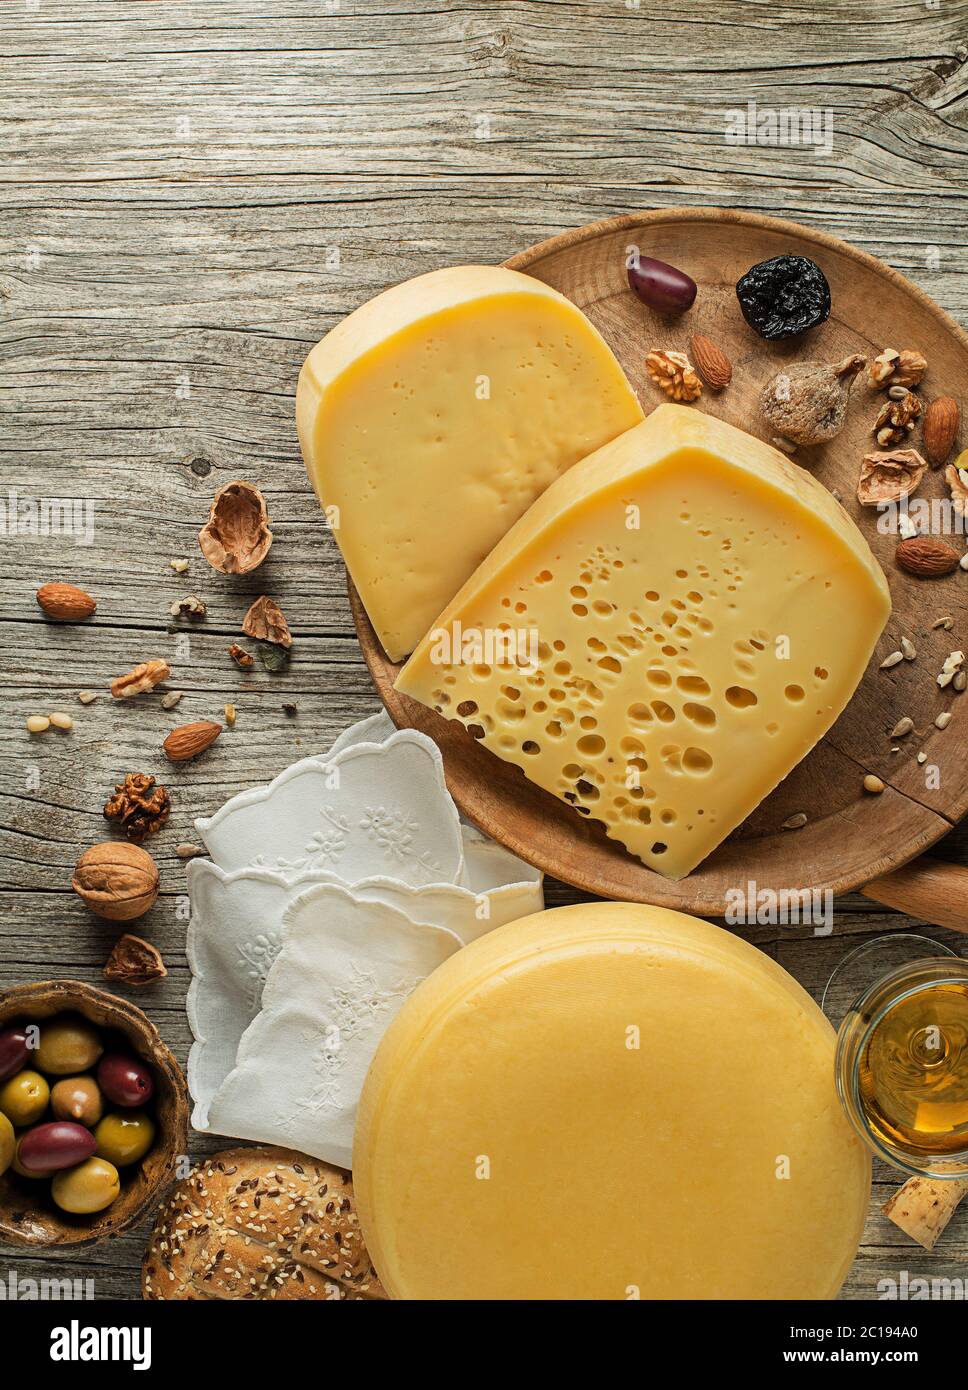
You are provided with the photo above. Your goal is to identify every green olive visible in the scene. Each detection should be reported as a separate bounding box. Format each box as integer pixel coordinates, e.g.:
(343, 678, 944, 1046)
(0, 1070, 50, 1127)
(50, 1075, 103, 1128)
(35, 1015, 103, 1075)
(94, 1110, 155, 1167)
(0, 1111, 14, 1177)
(52, 1156, 120, 1214)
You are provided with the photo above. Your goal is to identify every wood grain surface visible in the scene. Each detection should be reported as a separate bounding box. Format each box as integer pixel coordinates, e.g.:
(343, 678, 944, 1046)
(2, 0, 968, 1301)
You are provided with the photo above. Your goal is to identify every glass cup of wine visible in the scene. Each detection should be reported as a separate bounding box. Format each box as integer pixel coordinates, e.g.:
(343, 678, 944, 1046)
(822, 933, 968, 1179)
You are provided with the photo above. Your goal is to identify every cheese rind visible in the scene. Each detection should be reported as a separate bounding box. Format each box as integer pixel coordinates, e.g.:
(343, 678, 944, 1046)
(296, 266, 644, 660)
(354, 903, 871, 1301)
(396, 406, 891, 878)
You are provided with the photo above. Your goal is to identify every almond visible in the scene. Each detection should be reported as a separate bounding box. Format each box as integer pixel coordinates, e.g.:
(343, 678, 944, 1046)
(36, 582, 96, 622)
(163, 720, 222, 762)
(689, 334, 732, 391)
(896, 536, 961, 578)
(922, 396, 959, 466)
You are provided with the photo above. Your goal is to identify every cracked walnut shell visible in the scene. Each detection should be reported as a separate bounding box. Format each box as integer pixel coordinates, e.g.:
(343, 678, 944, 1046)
(104, 773, 172, 842)
(645, 350, 702, 403)
(857, 449, 928, 506)
(103, 934, 167, 987)
(243, 595, 292, 648)
(198, 481, 273, 575)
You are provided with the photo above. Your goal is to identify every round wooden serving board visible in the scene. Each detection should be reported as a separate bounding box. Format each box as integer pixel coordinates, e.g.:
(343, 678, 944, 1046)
(352, 208, 968, 923)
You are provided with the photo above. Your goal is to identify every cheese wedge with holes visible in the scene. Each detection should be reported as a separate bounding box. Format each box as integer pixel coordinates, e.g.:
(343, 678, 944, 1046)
(354, 904, 872, 1300)
(296, 266, 643, 661)
(396, 405, 891, 879)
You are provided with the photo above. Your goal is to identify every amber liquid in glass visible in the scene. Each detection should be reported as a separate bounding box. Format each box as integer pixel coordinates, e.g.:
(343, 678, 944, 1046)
(857, 980, 968, 1159)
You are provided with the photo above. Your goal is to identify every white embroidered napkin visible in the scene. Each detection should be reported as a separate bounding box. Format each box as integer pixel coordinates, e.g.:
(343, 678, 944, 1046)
(186, 859, 541, 1130)
(195, 728, 463, 886)
(203, 884, 462, 1169)
(186, 712, 544, 1161)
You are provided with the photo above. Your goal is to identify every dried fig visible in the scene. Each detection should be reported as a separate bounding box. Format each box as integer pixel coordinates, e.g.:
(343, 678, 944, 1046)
(759, 354, 866, 446)
(198, 481, 272, 575)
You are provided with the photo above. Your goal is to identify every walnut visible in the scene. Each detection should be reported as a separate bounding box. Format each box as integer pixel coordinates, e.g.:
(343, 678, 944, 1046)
(645, 350, 702, 402)
(72, 842, 160, 922)
(111, 659, 171, 699)
(759, 354, 865, 447)
(857, 450, 928, 506)
(104, 773, 172, 842)
(873, 390, 922, 446)
(242, 595, 292, 648)
(867, 348, 928, 391)
(170, 594, 207, 620)
(944, 462, 968, 517)
(198, 481, 272, 575)
(103, 933, 167, 986)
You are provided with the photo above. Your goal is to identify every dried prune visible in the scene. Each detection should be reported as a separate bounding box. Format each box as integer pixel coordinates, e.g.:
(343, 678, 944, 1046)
(736, 254, 831, 340)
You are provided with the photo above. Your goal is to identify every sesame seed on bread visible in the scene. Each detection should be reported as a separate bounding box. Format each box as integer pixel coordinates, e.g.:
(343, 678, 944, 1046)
(141, 1145, 385, 1301)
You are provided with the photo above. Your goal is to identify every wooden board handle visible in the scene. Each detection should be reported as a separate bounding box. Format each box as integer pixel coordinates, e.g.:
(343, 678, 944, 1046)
(862, 858, 968, 935)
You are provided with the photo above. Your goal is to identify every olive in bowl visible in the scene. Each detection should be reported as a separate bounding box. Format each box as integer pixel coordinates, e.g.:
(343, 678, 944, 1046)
(0, 980, 187, 1248)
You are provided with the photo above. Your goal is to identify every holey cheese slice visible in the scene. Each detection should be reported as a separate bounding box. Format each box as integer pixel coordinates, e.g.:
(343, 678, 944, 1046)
(397, 405, 891, 879)
(354, 904, 871, 1301)
(296, 266, 643, 661)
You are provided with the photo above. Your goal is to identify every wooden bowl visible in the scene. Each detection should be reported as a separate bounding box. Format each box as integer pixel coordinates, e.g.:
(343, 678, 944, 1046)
(0, 980, 188, 1248)
(355, 208, 968, 916)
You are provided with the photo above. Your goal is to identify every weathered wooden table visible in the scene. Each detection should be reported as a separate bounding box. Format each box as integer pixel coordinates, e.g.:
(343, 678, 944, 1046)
(3, 0, 967, 1301)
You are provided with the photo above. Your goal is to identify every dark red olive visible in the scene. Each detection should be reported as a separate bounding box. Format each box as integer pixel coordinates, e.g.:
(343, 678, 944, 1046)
(97, 1053, 155, 1107)
(18, 1121, 97, 1173)
(0, 1027, 30, 1083)
(627, 256, 697, 315)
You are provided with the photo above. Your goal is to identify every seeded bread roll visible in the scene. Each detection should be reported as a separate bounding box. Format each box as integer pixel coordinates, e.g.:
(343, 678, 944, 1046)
(141, 1145, 385, 1300)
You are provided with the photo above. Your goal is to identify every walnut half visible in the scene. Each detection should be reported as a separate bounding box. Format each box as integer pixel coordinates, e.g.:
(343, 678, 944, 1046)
(645, 350, 702, 403)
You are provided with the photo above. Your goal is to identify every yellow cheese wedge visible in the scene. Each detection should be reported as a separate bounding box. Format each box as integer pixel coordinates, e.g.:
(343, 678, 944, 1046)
(397, 405, 891, 878)
(354, 903, 871, 1301)
(296, 266, 643, 660)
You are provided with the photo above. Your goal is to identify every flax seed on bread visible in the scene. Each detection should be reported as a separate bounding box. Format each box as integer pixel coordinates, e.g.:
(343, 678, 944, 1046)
(141, 1145, 385, 1300)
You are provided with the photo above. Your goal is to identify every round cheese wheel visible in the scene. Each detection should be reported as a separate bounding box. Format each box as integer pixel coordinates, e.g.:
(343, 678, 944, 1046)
(354, 904, 870, 1300)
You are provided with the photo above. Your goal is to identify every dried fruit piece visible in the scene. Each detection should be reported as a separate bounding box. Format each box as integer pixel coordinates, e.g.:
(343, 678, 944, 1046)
(645, 350, 702, 402)
(242, 595, 292, 648)
(103, 934, 167, 986)
(923, 396, 959, 466)
(736, 255, 831, 340)
(103, 773, 171, 842)
(759, 355, 865, 447)
(689, 334, 731, 390)
(163, 721, 222, 762)
(873, 390, 921, 447)
(627, 256, 697, 314)
(224, 703, 237, 727)
(856, 449, 927, 506)
(72, 842, 159, 922)
(868, 349, 928, 391)
(896, 536, 961, 578)
(36, 583, 96, 622)
(111, 659, 171, 699)
(198, 481, 272, 575)
(228, 643, 254, 668)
